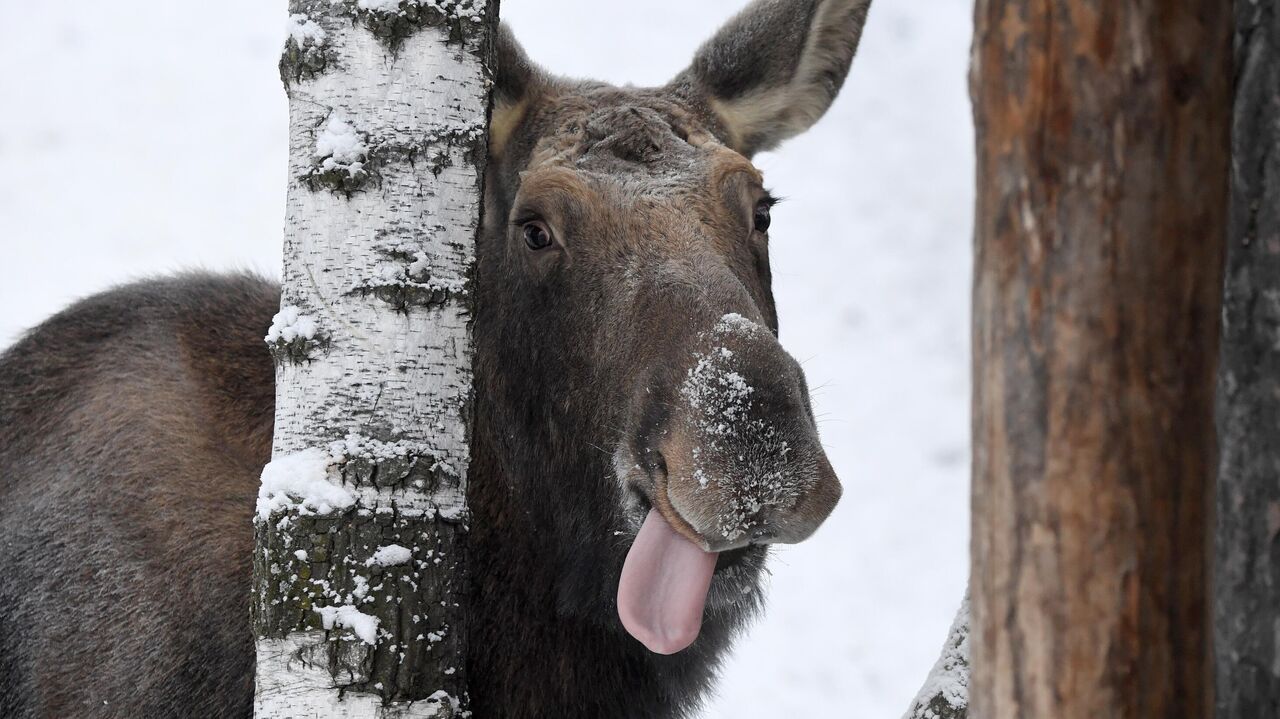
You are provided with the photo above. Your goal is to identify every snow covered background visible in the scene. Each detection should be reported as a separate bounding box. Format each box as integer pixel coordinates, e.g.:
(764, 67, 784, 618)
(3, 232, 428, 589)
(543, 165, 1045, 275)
(0, 1, 973, 716)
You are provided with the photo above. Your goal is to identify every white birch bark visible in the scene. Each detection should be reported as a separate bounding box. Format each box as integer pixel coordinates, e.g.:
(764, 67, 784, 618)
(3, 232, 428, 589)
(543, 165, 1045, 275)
(253, 2, 497, 716)
(902, 595, 970, 719)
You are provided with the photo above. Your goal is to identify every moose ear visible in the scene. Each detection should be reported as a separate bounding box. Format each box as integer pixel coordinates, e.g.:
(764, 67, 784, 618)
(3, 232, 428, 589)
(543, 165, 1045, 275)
(490, 24, 544, 157)
(672, 0, 872, 156)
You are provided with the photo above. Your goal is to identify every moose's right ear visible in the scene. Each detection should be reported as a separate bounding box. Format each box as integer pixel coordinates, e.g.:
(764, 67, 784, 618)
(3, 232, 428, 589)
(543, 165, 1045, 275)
(672, 0, 872, 157)
(490, 24, 543, 158)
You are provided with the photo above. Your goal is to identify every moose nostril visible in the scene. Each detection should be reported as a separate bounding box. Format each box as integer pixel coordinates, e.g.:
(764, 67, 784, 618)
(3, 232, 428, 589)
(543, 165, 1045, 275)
(638, 445, 668, 484)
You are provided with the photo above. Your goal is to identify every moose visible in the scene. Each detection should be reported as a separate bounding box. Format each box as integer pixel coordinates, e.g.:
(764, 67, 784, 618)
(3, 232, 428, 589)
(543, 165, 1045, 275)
(0, 0, 872, 716)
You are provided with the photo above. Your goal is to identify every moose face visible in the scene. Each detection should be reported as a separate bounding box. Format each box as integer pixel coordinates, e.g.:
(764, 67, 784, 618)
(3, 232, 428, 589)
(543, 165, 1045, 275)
(475, 0, 871, 655)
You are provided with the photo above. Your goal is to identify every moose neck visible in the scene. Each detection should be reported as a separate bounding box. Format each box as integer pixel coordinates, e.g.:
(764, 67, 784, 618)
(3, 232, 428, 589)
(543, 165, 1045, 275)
(465, 425, 745, 719)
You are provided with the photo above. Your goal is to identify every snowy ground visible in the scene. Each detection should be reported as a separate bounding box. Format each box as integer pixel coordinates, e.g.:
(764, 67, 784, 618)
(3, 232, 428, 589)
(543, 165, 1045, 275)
(0, 1, 973, 716)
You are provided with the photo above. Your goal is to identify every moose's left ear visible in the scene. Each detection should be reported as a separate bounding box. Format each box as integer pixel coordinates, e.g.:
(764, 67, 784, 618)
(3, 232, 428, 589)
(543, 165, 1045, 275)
(671, 0, 872, 156)
(490, 24, 547, 158)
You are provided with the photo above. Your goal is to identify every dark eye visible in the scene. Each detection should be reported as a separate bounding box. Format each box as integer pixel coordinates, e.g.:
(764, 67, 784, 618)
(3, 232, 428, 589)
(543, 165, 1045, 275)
(523, 221, 553, 250)
(753, 202, 772, 233)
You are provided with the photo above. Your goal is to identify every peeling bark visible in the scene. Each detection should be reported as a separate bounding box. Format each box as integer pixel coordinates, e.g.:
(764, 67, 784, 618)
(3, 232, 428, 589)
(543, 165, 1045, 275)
(252, 1, 498, 716)
(969, 1, 1230, 718)
(1216, 2, 1280, 716)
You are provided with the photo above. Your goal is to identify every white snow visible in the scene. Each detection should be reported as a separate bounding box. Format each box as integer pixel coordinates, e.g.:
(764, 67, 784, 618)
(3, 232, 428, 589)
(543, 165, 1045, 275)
(355, 0, 403, 12)
(424, 690, 461, 712)
(351, 575, 370, 600)
(256, 448, 354, 519)
(679, 315, 813, 542)
(285, 14, 325, 45)
(265, 304, 318, 344)
(329, 432, 429, 463)
(355, 0, 484, 22)
(314, 604, 380, 645)
(367, 544, 413, 567)
(0, 2, 973, 716)
(314, 111, 367, 175)
(714, 312, 760, 336)
(903, 597, 970, 719)
(350, 257, 470, 298)
(408, 250, 432, 277)
(681, 352, 754, 432)
(680, 313, 765, 438)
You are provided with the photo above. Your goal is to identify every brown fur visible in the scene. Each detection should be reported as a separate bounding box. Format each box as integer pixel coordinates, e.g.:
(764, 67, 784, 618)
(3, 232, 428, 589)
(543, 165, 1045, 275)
(0, 2, 873, 716)
(0, 275, 275, 717)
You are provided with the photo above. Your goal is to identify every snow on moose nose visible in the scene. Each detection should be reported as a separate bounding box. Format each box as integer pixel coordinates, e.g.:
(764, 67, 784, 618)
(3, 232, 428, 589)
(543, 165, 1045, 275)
(617, 313, 842, 655)
(666, 313, 841, 551)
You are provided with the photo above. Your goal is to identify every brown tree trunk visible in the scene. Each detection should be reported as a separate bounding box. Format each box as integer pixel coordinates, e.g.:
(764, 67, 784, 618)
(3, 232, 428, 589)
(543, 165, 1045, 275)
(968, 2, 1231, 718)
(1216, 2, 1280, 716)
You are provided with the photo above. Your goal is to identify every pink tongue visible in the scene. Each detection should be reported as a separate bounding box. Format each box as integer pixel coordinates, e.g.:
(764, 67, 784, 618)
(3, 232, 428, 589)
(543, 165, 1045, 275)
(618, 508, 719, 654)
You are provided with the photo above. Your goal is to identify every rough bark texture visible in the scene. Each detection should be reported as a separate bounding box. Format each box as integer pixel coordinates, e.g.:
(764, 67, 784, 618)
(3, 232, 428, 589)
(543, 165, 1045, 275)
(253, 1, 497, 716)
(969, 2, 1230, 718)
(1217, 2, 1280, 716)
(902, 595, 970, 719)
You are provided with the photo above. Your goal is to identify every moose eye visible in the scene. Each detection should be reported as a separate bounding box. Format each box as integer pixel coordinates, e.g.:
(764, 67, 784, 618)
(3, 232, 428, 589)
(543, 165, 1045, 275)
(753, 201, 772, 233)
(523, 221, 553, 250)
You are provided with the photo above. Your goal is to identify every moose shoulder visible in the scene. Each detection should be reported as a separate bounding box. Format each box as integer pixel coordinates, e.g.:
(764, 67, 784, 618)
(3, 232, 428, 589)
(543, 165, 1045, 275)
(0, 1, 871, 717)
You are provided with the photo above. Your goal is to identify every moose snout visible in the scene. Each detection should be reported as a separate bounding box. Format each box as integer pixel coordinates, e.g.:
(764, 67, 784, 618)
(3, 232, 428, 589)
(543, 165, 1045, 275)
(658, 431, 842, 553)
(649, 313, 842, 553)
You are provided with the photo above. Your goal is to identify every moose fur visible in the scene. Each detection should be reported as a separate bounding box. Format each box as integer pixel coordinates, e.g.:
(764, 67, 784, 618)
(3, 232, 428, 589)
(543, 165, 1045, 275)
(0, 1, 872, 716)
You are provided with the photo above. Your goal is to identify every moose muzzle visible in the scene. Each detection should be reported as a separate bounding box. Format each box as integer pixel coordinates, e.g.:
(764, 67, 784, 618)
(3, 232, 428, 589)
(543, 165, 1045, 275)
(618, 311, 841, 654)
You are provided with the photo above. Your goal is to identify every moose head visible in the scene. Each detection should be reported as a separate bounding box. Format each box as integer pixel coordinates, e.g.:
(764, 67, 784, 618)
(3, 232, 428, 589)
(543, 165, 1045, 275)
(473, 0, 871, 656)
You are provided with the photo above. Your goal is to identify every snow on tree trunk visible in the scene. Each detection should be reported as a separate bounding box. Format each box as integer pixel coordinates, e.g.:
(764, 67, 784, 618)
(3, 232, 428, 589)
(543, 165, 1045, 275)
(1216, 2, 1280, 715)
(902, 595, 970, 719)
(969, 1, 1229, 717)
(252, 1, 497, 716)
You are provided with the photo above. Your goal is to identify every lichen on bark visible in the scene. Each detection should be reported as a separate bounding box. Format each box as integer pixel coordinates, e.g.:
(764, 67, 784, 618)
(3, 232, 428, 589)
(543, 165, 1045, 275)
(346, 0, 489, 51)
(302, 117, 487, 197)
(280, 35, 337, 87)
(253, 498, 467, 703)
(268, 334, 329, 365)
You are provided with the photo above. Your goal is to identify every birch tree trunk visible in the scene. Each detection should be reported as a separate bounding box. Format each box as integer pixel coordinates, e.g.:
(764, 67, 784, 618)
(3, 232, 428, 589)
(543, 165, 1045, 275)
(252, 1, 497, 716)
(1216, 2, 1280, 716)
(969, 1, 1230, 718)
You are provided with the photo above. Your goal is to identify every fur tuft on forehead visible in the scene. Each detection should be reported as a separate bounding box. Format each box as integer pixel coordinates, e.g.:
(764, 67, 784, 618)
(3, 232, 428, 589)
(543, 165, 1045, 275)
(522, 92, 726, 180)
(582, 106, 675, 164)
